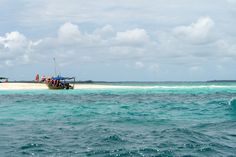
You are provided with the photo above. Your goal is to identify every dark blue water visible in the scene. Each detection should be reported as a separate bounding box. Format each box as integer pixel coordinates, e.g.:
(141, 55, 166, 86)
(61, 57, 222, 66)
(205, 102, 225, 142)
(1, 83, 236, 156)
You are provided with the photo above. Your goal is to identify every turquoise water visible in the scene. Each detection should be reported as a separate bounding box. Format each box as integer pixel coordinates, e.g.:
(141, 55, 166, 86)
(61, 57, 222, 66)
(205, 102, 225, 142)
(1, 83, 236, 156)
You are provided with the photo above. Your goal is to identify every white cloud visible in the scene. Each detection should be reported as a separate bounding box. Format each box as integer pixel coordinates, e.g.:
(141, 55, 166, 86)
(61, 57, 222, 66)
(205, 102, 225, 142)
(173, 17, 215, 44)
(1, 20, 235, 81)
(0, 21, 231, 71)
(115, 28, 149, 45)
(56, 22, 106, 47)
(30, 23, 152, 67)
(0, 31, 40, 66)
(58, 22, 82, 44)
(0, 31, 27, 50)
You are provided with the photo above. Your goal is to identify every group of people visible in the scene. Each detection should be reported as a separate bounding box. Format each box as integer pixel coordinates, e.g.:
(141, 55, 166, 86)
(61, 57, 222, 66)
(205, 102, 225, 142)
(46, 78, 65, 88)
(35, 74, 73, 89)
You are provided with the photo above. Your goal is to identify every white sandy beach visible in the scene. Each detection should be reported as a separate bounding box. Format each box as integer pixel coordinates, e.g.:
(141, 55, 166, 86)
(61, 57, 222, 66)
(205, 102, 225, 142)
(0, 83, 48, 90)
(0, 83, 142, 90)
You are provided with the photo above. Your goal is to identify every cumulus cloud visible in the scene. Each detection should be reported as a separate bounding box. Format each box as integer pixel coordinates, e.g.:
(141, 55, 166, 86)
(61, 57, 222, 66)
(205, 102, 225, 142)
(173, 17, 215, 44)
(53, 23, 150, 60)
(28, 23, 152, 68)
(0, 31, 40, 66)
(115, 28, 149, 45)
(0, 31, 27, 50)
(1, 21, 235, 81)
(0, 21, 222, 71)
(0, 21, 230, 71)
(56, 22, 107, 48)
(58, 22, 82, 44)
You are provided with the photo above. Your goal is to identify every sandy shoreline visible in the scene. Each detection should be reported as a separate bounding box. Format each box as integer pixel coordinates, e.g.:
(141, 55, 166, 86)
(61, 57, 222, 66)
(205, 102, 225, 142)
(0, 83, 141, 90)
(1, 83, 232, 90)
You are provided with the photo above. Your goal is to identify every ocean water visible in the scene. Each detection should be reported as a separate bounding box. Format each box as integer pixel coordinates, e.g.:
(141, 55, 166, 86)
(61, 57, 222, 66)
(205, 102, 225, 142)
(0, 82, 236, 157)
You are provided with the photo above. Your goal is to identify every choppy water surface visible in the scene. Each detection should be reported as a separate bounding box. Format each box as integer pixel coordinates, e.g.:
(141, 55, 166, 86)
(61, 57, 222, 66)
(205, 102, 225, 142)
(1, 82, 236, 156)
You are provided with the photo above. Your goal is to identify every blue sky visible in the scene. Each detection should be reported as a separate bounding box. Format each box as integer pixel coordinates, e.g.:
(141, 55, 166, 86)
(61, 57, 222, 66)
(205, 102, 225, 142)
(0, 0, 236, 81)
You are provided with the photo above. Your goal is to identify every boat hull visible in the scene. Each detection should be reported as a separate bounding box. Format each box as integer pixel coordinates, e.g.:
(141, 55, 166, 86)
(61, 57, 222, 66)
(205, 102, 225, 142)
(46, 83, 74, 90)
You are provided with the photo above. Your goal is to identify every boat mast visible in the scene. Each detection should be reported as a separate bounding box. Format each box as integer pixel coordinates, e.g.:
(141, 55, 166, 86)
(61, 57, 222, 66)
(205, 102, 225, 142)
(53, 57, 57, 76)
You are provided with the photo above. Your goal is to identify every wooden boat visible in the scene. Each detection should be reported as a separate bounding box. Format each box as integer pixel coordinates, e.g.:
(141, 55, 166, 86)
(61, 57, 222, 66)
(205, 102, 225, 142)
(44, 58, 76, 90)
(45, 76, 75, 90)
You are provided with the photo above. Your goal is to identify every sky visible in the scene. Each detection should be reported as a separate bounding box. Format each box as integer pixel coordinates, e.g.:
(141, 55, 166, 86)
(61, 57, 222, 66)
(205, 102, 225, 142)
(0, 0, 236, 81)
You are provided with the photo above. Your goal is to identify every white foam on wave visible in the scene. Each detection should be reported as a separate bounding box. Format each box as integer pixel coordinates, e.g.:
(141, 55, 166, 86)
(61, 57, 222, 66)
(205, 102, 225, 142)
(154, 85, 236, 89)
(229, 97, 236, 110)
(75, 84, 236, 90)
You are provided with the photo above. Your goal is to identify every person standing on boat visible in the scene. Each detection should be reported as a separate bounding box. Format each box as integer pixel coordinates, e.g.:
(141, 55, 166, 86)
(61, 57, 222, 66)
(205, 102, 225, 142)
(35, 74, 39, 82)
(41, 75, 46, 82)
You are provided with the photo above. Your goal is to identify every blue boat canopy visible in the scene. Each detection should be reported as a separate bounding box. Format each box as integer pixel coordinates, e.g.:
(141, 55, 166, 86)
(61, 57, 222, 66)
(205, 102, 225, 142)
(52, 76, 74, 80)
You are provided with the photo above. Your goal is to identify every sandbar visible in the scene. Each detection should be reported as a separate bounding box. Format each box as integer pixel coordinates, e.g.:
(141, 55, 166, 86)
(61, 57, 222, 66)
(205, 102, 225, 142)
(0, 83, 144, 90)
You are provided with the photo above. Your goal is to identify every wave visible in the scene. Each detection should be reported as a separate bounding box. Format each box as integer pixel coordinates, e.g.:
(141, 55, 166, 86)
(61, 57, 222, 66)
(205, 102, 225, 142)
(153, 85, 236, 89)
(229, 98, 236, 110)
(85, 127, 235, 156)
(73, 85, 236, 90)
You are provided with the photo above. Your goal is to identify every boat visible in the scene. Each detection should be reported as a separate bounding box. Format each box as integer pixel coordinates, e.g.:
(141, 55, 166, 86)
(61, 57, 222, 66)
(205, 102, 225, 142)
(0, 77, 8, 83)
(45, 76, 75, 90)
(44, 58, 75, 90)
